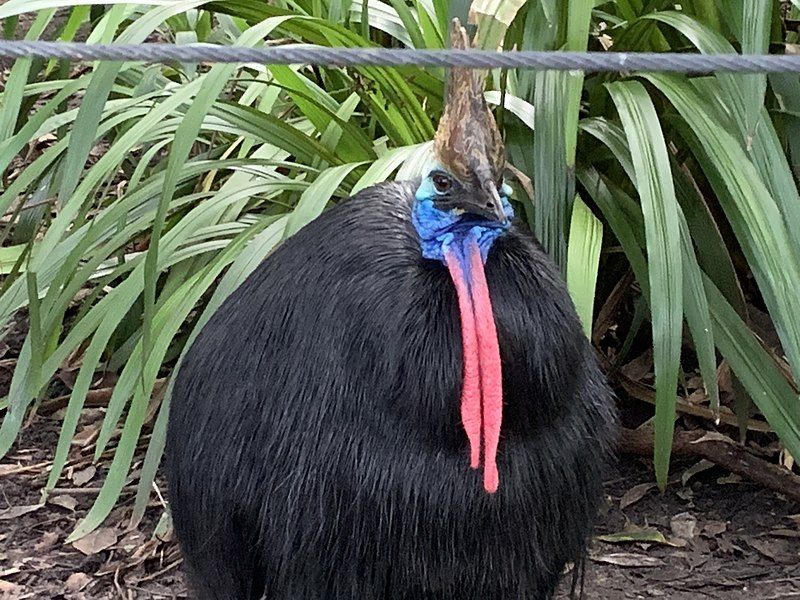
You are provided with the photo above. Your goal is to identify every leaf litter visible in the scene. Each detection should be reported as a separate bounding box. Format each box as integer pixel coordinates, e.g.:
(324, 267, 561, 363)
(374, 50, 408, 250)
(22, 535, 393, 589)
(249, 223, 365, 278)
(1, 419, 797, 600)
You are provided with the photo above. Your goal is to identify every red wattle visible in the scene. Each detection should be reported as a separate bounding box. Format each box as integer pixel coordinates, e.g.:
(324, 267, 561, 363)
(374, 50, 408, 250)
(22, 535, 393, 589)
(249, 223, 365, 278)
(445, 250, 482, 469)
(467, 240, 503, 494)
(445, 240, 504, 494)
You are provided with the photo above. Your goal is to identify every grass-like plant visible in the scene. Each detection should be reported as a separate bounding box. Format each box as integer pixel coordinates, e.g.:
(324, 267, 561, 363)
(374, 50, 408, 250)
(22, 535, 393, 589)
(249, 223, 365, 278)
(1, 0, 799, 539)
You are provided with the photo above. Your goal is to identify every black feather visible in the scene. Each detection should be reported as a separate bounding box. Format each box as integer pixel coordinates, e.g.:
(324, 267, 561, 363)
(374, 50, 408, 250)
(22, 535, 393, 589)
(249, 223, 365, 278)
(165, 181, 617, 600)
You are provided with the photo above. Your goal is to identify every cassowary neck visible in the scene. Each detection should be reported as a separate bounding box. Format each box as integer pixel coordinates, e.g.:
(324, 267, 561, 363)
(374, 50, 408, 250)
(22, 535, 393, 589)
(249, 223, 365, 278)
(411, 194, 513, 264)
(410, 184, 514, 493)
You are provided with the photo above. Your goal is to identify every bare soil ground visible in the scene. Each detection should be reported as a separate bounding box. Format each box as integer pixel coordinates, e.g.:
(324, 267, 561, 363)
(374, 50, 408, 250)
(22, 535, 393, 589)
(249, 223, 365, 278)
(1, 417, 184, 600)
(559, 460, 800, 600)
(2, 414, 798, 599)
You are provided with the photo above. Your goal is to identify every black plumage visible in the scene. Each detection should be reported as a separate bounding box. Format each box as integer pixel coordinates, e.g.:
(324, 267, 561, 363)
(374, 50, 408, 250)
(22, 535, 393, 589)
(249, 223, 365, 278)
(166, 181, 617, 600)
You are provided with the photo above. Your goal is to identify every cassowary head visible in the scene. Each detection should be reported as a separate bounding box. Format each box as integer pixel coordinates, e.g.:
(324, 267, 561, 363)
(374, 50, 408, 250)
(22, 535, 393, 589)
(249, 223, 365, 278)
(411, 19, 515, 494)
(415, 18, 513, 228)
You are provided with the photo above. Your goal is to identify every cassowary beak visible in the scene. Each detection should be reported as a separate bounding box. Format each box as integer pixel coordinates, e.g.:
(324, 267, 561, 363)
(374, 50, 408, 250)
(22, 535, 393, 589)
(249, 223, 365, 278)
(482, 179, 507, 224)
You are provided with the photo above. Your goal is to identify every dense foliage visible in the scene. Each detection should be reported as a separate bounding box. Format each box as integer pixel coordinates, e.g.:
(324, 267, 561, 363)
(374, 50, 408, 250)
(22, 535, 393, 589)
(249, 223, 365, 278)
(1, 0, 799, 539)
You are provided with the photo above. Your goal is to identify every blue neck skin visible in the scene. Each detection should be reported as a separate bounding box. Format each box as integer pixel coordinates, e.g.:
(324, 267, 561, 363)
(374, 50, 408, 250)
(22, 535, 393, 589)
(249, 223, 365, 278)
(412, 174, 514, 266)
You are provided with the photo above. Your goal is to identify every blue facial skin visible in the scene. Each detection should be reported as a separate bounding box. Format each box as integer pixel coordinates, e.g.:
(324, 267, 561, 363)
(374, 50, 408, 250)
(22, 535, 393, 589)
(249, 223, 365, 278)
(412, 171, 514, 267)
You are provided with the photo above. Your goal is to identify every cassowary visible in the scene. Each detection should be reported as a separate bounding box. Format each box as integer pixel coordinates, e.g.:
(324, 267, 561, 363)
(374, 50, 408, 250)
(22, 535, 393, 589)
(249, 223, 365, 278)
(166, 20, 616, 600)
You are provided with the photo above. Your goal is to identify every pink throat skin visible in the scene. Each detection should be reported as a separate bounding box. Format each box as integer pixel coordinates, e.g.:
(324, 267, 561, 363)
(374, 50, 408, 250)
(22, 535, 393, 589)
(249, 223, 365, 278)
(444, 239, 503, 493)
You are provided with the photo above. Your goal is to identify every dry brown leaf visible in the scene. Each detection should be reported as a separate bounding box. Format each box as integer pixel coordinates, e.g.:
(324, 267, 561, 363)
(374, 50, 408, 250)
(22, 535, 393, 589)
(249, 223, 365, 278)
(33, 531, 59, 552)
(153, 510, 174, 542)
(57, 368, 79, 390)
(0, 569, 20, 579)
(48, 495, 78, 511)
(780, 448, 795, 471)
(0, 504, 43, 520)
(72, 424, 99, 447)
(619, 482, 656, 510)
(36, 133, 57, 144)
(72, 465, 96, 486)
(65, 572, 91, 592)
(670, 512, 698, 541)
(681, 459, 715, 487)
(620, 350, 653, 382)
(598, 34, 613, 50)
(684, 374, 704, 390)
(716, 537, 745, 555)
(667, 536, 689, 548)
(71, 527, 118, 556)
(0, 579, 21, 594)
(717, 473, 742, 485)
(691, 431, 734, 445)
(771, 528, 800, 538)
(702, 520, 727, 537)
(717, 361, 732, 396)
(118, 530, 147, 553)
(95, 538, 162, 576)
(747, 538, 786, 563)
(591, 553, 662, 567)
(684, 390, 707, 406)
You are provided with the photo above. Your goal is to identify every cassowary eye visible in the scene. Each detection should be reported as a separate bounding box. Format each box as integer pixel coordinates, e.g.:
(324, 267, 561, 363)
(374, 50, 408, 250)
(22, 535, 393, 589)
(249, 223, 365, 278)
(432, 173, 453, 193)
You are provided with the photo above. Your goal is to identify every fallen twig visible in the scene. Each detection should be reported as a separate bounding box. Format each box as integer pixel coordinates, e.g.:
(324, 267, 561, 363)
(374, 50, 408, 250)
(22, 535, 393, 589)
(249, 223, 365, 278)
(596, 349, 773, 433)
(618, 427, 800, 503)
(0, 461, 51, 476)
(37, 387, 115, 415)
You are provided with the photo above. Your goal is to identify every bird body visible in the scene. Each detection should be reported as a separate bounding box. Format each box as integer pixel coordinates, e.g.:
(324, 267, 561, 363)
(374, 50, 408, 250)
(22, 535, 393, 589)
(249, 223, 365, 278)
(167, 181, 615, 599)
(166, 19, 616, 600)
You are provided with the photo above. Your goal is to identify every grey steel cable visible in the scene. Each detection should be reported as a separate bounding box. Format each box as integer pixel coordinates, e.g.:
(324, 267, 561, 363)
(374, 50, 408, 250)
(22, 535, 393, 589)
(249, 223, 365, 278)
(1, 40, 800, 73)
